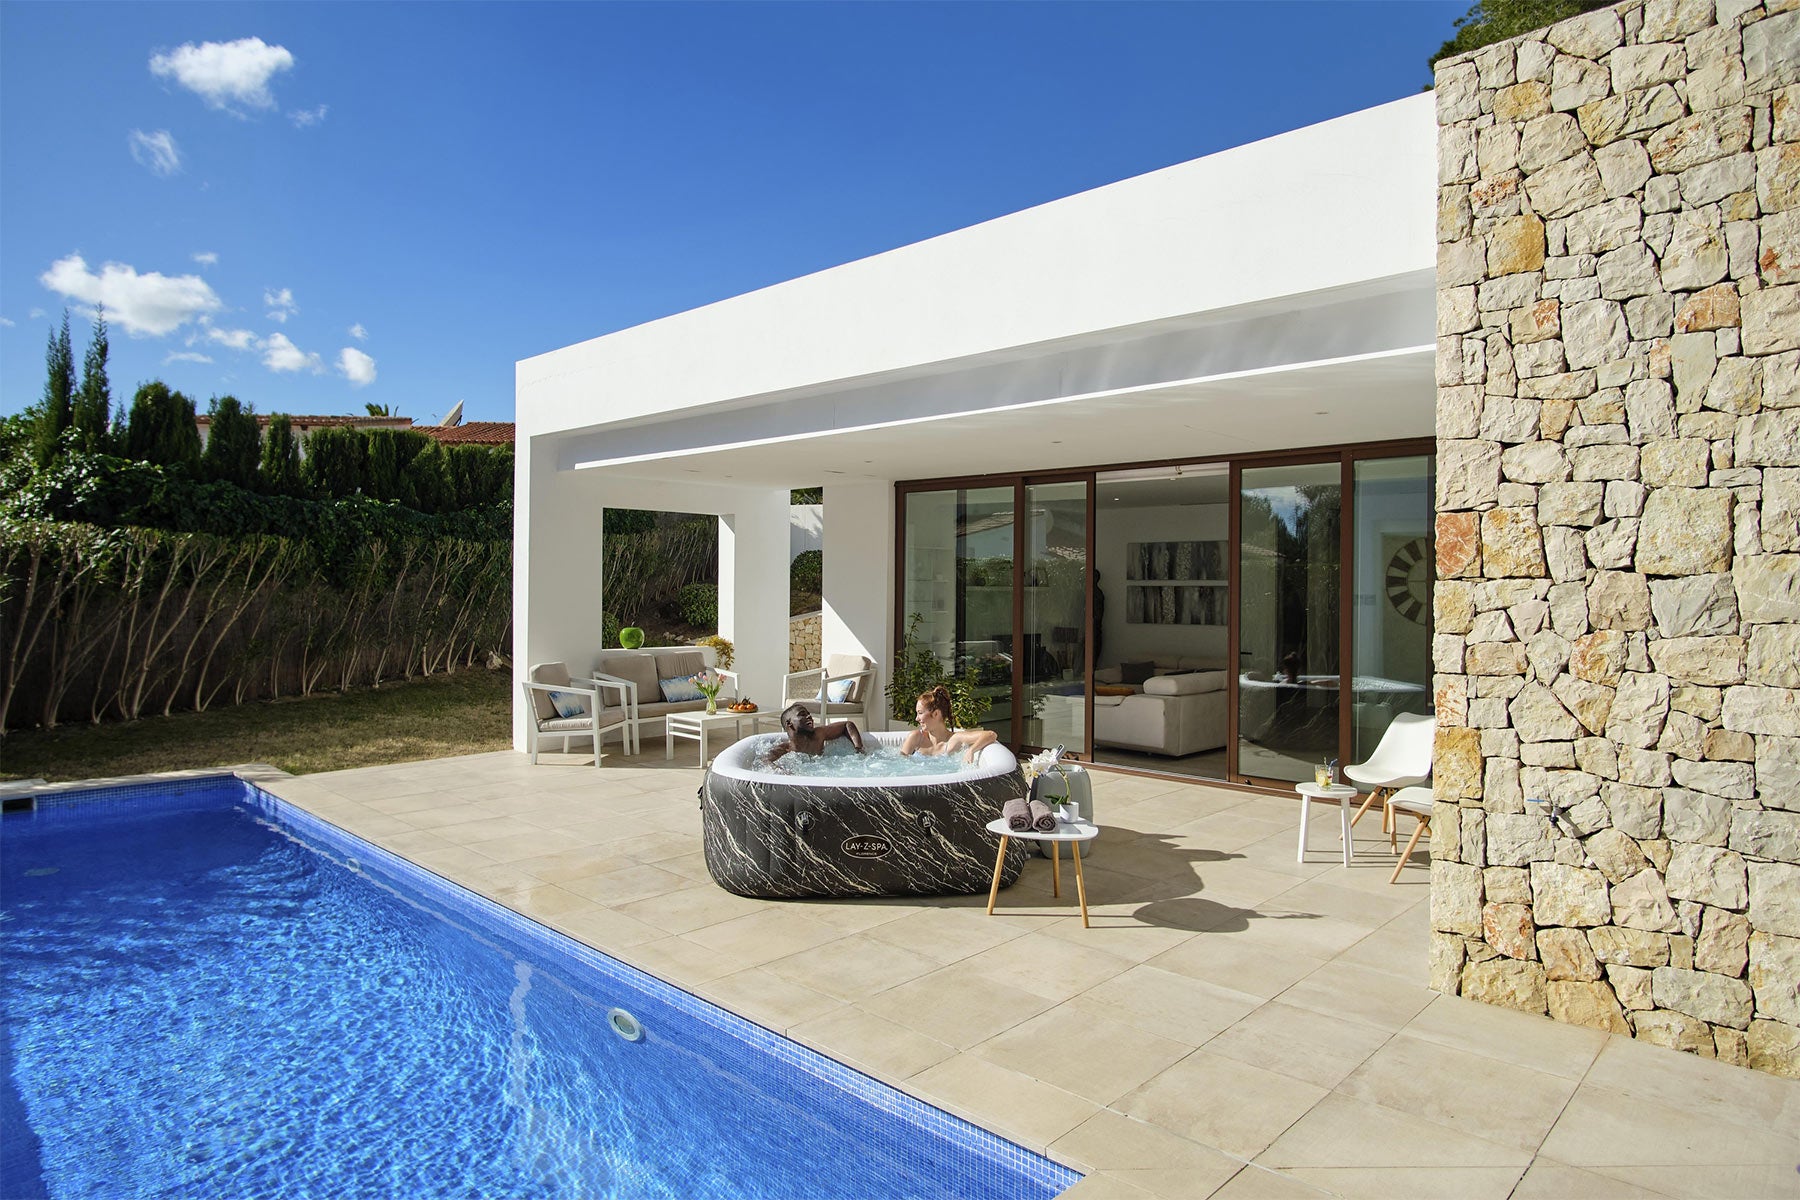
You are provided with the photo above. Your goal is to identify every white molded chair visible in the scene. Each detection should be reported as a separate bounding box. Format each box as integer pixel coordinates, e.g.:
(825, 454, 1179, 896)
(781, 653, 876, 724)
(1387, 786, 1435, 883)
(1344, 710, 1435, 835)
(522, 662, 632, 768)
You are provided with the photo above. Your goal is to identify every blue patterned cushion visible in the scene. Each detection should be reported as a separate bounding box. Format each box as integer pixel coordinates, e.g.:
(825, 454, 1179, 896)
(826, 678, 855, 704)
(547, 690, 588, 719)
(660, 675, 705, 703)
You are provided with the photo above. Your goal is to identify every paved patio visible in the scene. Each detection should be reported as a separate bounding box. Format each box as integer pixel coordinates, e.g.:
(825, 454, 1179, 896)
(258, 748, 1800, 1199)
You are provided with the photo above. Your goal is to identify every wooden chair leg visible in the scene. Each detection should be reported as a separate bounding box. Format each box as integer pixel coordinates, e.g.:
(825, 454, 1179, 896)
(1350, 786, 1387, 828)
(1389, 817, 1430, 884)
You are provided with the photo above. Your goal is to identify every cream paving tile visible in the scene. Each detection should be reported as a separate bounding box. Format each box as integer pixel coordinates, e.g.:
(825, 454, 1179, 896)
(762, 936, 941, 1002)
(1589, 1163, 1800, 1199)
(1204, 1165, 1336, 1199)
(562, 863, 692, 906)
(1329, 909, 1429, 984)
(1335, 1032, 1580, 1152)
(598, 830, 703, 863)
(1579, 1032, 1800, 1136)
(501, 883, 595, 922)
(507, 845, 642, 884)
(542, 904, 667, 952)
(1274, 960, 1435, 1034)
(1116, 1050, 1328, 1161)
(786, 896, 921, 935)
(1054, 1173, 1163, 1199)
(1201, 1000, 1394, 1090)
(973, 1006, 1191, 1107)
(1280, 1166, 1526, 1199)
(1050, 1109, 1243, 1188)
(466, 827, 608, 863)
(374, 828, 457, 857)
(1038, 912, 1200, 965)
(787, 1004, 960, 1081)
(1509, 1160, 1675, 1199)
(1260, 877, 1420, 930)
(1538, 1083, 1800, 1167)
(653, 849, 716, 885)
(1169, 809, 1300, 853)
(325, 811, 423, 839)
(615, 883, 769, 935)
(907, 1053, 1100, 1153)
(1256, 1093, 1531, 1170)
(427, 815, 535, 845)
(400, 844, 506, 876)
(1071, 965, 1263, 1048)
(1145, 934, 1327, 1001)
(681, 907, 848, 966)
(690, 966, 844, 1033)
(446, 860, 546, 897)
(865, 906, 1032, 965)
(396, 801, 503, 830)
(617, 934, 756, 985)
(363, 790, 459, 816)
(1398, 993, 1606, 1082)
(956, 931, 1135, 1003)
(858, 960, 1057, 1049)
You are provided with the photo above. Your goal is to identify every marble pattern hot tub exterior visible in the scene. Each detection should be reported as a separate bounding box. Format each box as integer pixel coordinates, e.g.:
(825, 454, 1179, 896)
(701, 733, 1030, 898)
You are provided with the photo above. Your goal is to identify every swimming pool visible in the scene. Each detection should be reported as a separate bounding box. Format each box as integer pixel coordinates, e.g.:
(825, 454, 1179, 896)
(0, 775, 1079, 1200)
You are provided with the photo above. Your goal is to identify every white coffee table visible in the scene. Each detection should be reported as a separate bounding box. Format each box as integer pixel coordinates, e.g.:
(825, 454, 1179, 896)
(1295, 782, 1360, 866)
(984, 816, 1100, 928)
(666, 709, 777, 764)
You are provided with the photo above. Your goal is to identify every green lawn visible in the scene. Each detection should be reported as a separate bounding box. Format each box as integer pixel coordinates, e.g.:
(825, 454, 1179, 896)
(1, 669, 514, 782)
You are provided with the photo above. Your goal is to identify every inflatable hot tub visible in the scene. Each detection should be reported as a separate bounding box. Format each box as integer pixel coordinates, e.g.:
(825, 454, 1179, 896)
(701, 731, 1030, 899)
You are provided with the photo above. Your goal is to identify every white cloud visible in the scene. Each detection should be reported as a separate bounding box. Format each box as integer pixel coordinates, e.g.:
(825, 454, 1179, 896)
(264, 287, 296, 323)
(337, 346, 377, 387)
(348, 322, 367, 341)
(193, 251, 218, 266)
(261, 332, 322, 374)
(165, 351, 214, 365)
(39, 253, 221, 337)
(29, 308, 45, 320)
(206, 327, 257, 350)
(0, 317, 14, 328)
(289, 104, 328, 128)
(129, 129, 181, 176)
(149, 37, 294, 114)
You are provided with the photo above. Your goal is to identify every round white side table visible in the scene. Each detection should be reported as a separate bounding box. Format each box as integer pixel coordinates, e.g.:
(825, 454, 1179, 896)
(1295, 782, 1360, 866)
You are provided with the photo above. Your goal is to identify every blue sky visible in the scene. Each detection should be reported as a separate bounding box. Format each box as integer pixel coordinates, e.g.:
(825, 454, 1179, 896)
(0, 1, 1464, 426)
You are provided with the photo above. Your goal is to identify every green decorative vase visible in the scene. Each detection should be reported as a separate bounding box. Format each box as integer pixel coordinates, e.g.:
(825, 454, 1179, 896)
(619, 626, 645, 649)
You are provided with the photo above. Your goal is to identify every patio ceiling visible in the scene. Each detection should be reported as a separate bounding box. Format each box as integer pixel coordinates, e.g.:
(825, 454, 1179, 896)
(558, 344, 1434, 490)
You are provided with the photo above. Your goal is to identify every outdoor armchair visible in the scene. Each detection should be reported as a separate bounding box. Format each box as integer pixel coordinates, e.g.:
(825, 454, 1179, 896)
(522, 661, 633, 767)
(781, 653, 876, 724)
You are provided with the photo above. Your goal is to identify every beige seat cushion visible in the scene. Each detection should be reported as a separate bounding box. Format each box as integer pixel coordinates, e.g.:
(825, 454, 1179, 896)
(825, 653, 872, 702)
(596, 650, 660, 704)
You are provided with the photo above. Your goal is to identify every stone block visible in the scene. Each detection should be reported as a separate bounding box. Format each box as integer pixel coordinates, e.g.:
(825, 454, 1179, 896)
(1488, 214, 1548, 277)
(1584, 828, 1651, 884)
(1485, 865, 1530, 905)
(1611, 868, 1682, 933)
(1763, 470, 1800, 554)
(1632, 1008, 1717, 1054)
(1652, 965, 1755, 1028)
(1607, 963, 1656, 1009)
(1577, 736, 1620, 779)
(1618, 749, 1674, 787)
(1672, 330, 1718, 409)
(1551, 675, 1616, 735)
(1480, 394, 1542, 444)
(1703, 728, 1755, 761)
(1589, 924, 1671, 967)
(1733, 555, 1800, 624)
(1487, 812, 1551, 867)
(1743, 9, 1800, 91)
(1521, 369, 1598, 401)
(1588, 570, 1653, 631)
(1570, 444, 1640, 480)
(1736, 410, 1800, 467)
(1494, 79, 1552, 122)
(1760, 143, 1800, 215)
(1671, 685, 1723, 722)
(1547, 6, 1623, 55)
(1648, 573, 1739, 637)
(1461, 958, 1549, 1015)
(1532, 861, 1613, 927)
(1681, 152, 1757, 207)
(1750, 629, 1800, 692)
(1664, 790, 1733, 853)
(1647, 107, 1754, 174)
(1668, 844, 1750, 910)
(1437, 511, 1480, 579)
(1545, 526, 1589, 582)
(1539, 926, 1603, 981)
(1640, 0, 1714, 40)
(1509, 682, 1583, 744)
(1547, 979, 1632, 1033)
(1659, 708, 1708, 760)
(1433, 859, 1484, 936)
(1759, 209, 1800, 286)
(1562, 297, 1631, 369)
(1672, 759, 1756, 801)
(1430, 930, 1466, 995)
(1608, 672, 1672, 749)
(1724, 686, 1800, 738)
(1438, 441, 1503, 511)
(1584, 519, 1639, 569)
(1481, 506, 1547, 577)
(1748, 1019, 1800, 1078)
(1436, 725, 1483, 800)
(1595, 141, 1653, 198)
(1484, 901, 1538, 960)
(1697, 908, 1751, 977)
(1648, 636, 1747, 686)
(1661, 213, 1733, 292)
(1597, 242, 1661, 299)
(1748, 932, 1800, 1025)
(1731, 810, 1800, 863)
(1743, 284, 1800, 355)
(1641, 439, 1711, 487)
(1637, 487, 1735, 575)
(1568, 629, 1626, 685)
(1676, 284, 1742, 335)
(1511, 298, 1562, 345)
(1704, 357, 1761, 416)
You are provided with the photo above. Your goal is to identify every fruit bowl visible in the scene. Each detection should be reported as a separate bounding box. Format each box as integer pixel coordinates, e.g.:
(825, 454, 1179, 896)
(728, 700, 758, 713)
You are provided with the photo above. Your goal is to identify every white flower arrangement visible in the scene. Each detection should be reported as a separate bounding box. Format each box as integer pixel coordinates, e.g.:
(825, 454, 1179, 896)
(1020, 745, 1066, 788)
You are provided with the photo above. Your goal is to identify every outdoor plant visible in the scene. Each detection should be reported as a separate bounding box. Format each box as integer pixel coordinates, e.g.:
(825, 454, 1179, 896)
(695, 633, 734, 669)
(678, 582, 717, 627)
(883, 613, 989, 729)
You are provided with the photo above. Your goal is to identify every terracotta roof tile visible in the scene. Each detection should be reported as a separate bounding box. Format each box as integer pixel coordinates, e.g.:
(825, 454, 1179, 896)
(419, 422, 514, 445)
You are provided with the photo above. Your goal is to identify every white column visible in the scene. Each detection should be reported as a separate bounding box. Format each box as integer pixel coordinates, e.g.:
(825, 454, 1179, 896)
(513, 436, 605, 750)
(822, 481, 895, 729)
(718, 486, 791, 704)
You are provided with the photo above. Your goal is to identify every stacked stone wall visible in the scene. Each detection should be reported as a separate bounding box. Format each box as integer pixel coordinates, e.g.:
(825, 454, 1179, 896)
(790, 611, 823, 673)
(1432, 0, 1800, 1075)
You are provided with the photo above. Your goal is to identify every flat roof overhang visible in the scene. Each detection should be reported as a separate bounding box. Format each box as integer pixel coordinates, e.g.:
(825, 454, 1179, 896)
(539, 269, 1435, 489)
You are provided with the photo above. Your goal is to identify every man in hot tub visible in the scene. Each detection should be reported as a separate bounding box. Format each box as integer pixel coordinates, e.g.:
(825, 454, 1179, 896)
(766, 702, 865, 764)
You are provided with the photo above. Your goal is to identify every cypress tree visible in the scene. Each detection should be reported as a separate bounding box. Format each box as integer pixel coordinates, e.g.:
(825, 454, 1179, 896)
(260, 413, 303, 495)
(70, 308, 112, 453)
(302, 426, 365, 499)
(203, 395, 262, 488)
(364, 428, 403, 501)
(124, 381, 201, 469)
(34, 311, 75, 466)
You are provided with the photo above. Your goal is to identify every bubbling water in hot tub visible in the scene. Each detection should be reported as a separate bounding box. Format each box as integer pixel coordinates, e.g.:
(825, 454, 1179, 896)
(753, 739, 967, 780)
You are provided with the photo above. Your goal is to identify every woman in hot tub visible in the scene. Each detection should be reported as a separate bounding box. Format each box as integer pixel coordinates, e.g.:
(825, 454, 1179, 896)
(901, 685, 998, 765)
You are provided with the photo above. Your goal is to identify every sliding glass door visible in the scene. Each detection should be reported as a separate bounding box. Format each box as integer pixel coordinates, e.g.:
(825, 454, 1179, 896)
(1021, 481, 1088, 756)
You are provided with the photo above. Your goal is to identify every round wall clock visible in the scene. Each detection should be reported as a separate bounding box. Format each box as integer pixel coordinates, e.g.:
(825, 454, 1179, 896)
(1385, 537, 1430, 625)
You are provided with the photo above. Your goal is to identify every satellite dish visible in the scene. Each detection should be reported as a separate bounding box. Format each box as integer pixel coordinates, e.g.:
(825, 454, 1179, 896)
(440, 399, 464, 427)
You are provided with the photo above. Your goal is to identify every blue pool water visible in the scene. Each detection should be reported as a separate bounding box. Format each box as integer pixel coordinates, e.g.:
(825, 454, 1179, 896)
(1, 777, 1079, 1200)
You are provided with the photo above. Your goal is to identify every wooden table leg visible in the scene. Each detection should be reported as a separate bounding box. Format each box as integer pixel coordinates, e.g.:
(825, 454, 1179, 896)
(1052, 840, 1061, 898)
(1073, 842, 1090, 928)
(986, 836, 1009, 915)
